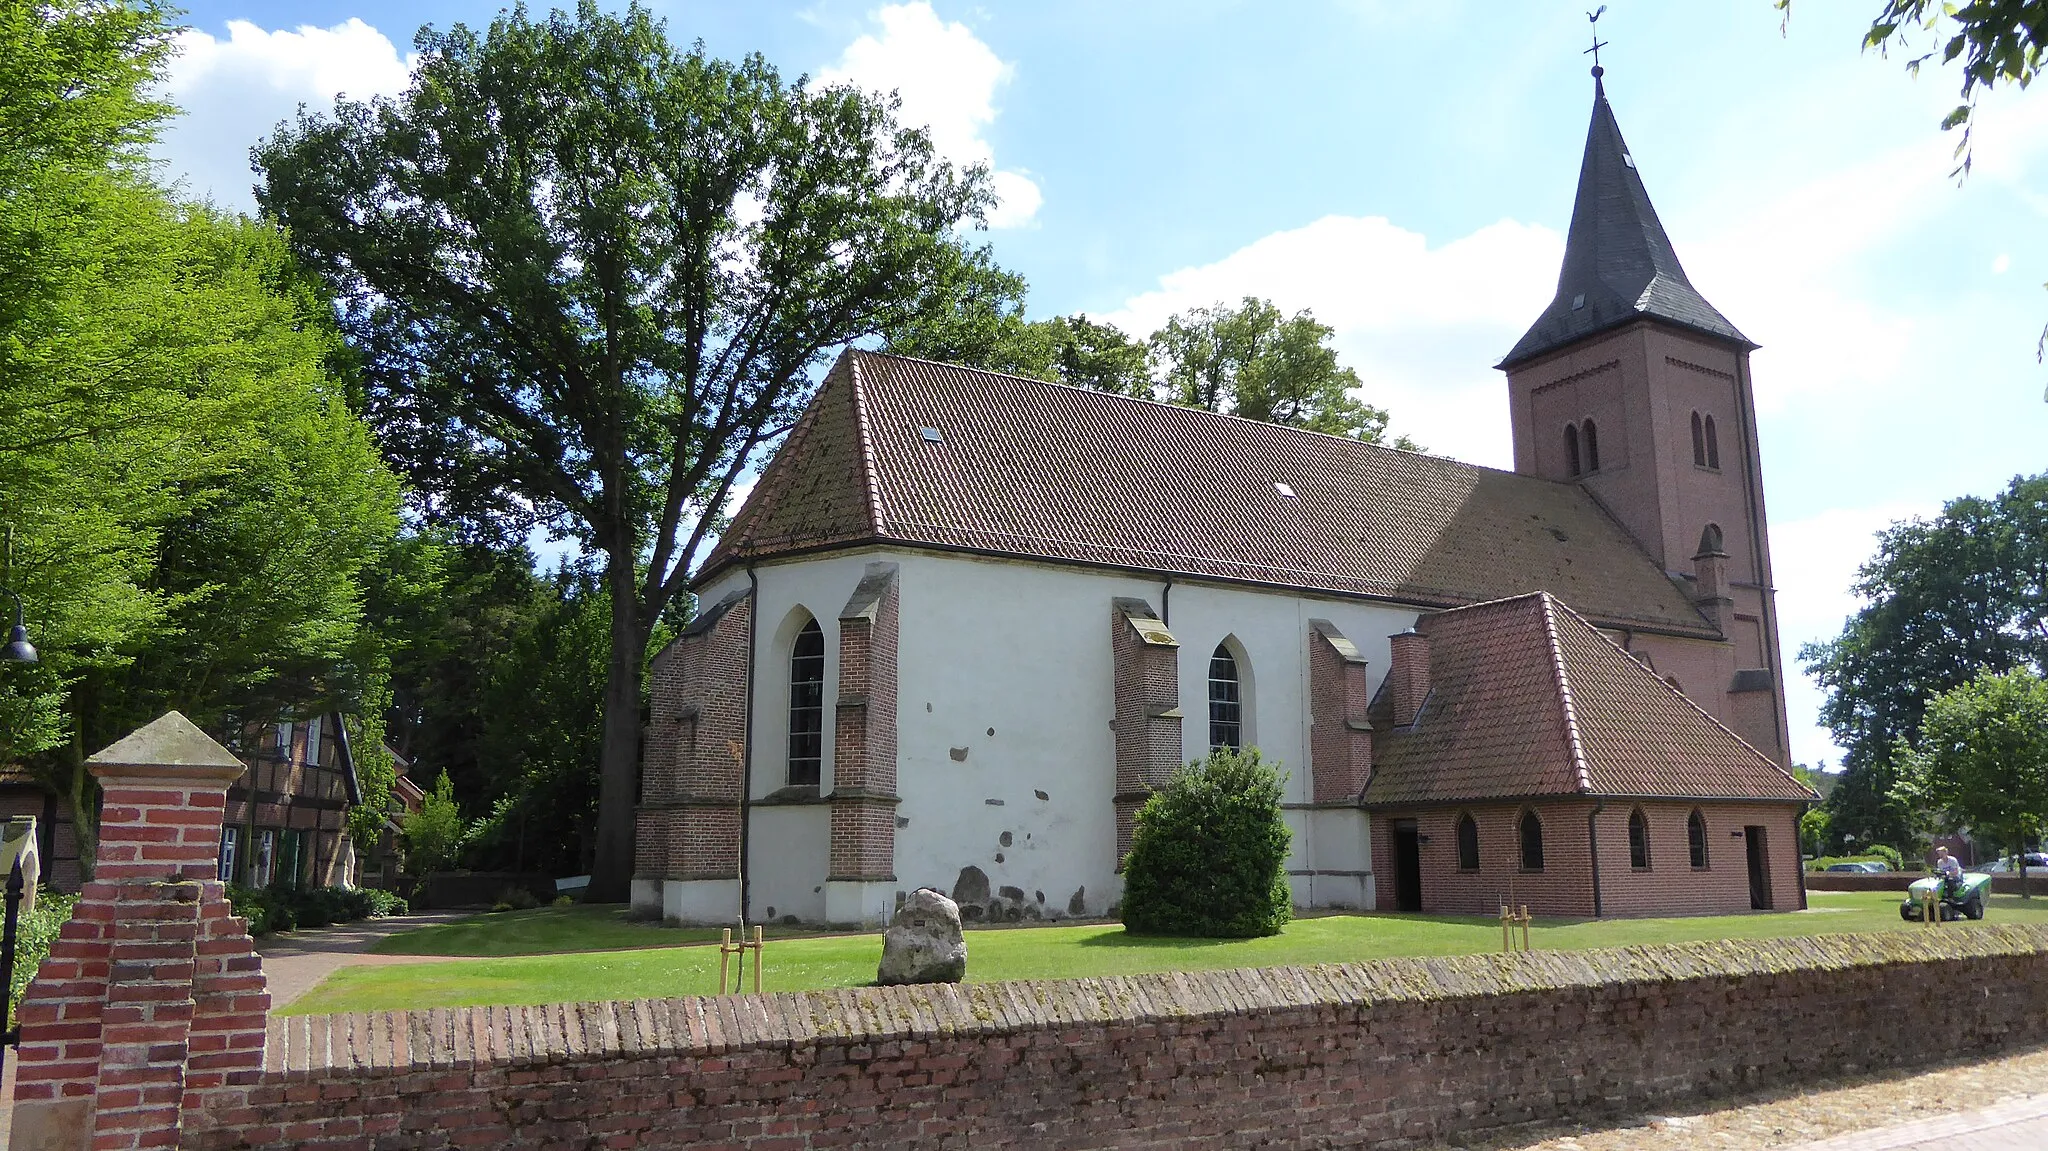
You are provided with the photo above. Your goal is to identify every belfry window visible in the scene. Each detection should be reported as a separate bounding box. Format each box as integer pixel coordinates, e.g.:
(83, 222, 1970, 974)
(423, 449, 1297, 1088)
(788, 619, 824, 786)
(1691, 412, 1707, 466)
(1582, 418, 1601, 472)
(1703, 415, 1720, 469)
(1519, 809, 1545, 871)
(1564, 424, 1582, 477)
(1456, 813, 1480, 871)
(1688, 809, 1710, 869)
(1629, 808, 1652, 870)
(1208, 643, 1242, 751)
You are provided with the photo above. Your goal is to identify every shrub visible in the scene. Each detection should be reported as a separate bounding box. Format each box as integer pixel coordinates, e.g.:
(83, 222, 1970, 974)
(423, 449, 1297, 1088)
(494, 885, 540, 911)
(1862, 843, 1909, 872)
(1120, 747, 1293, 938)
(10, 889, 80, 1012)
(553, 894, 575, 908)
(361, 888, 409, 917)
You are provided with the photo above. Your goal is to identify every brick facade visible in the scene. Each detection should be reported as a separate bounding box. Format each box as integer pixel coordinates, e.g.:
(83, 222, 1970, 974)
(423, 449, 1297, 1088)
(1110, 597, 1181, 866)
(1305, 620, 1372, 802)
(175, 927, 2048, 1150)
(1386, 628, 1429, 726)
(829, 562, 899, 882)
(636, 588, 751, 884)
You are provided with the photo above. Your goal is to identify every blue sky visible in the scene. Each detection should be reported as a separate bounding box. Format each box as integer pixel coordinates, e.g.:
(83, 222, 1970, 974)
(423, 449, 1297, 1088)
(156, 2, 2048, 772)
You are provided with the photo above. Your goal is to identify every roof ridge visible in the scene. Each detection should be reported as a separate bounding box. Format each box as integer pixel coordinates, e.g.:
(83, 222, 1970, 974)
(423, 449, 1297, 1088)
(1552, 597, 1814, 794)
(1538, 592, 1596, 794)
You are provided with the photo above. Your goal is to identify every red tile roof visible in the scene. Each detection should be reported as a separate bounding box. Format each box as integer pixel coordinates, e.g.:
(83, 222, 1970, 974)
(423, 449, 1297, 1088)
(1364, 593, 1815, 806)
(703, 350, 1716, 636)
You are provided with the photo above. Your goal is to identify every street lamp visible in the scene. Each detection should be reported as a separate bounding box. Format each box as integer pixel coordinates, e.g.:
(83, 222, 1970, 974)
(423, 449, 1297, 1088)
(0, 587, 35, 663)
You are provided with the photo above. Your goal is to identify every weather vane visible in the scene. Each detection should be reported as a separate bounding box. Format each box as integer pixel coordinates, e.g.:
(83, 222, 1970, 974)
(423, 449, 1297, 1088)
(1586, 5, 1609, 76)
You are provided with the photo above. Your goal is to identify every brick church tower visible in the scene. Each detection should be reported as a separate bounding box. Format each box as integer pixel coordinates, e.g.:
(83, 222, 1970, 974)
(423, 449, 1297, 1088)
(1498, 67, 1792, 763)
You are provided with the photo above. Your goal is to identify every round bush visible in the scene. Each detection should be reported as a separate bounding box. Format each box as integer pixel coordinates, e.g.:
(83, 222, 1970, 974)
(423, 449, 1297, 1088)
(1120, 747, 1293, 938)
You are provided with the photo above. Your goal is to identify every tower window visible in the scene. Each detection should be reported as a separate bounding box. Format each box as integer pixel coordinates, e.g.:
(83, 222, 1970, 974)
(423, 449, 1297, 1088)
(1456, 813, 1480, 871)
(1703, 415, 1720, 469)
(1688, 809, 1710, 869)
(1582, 418, 1601, 472)
(1564, 423, 1581, 477)
(1691, 412, 1706, 467)
(1629, 807, 1652, 870)
(1208, 643, 1242, 751)
(1519, 809, 1545, 871)
(788, 619, 824, 787)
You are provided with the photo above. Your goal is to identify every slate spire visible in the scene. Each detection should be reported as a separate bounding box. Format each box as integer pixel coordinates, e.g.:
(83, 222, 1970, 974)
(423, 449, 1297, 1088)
(1499, 72, 1752, 369)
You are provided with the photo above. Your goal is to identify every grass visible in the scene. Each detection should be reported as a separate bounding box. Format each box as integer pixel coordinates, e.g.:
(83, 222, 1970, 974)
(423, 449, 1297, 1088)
(284, 890, 2048, 1017)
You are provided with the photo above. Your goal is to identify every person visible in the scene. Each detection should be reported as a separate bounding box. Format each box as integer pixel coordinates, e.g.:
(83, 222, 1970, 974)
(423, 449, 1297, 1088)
(1934, 846, 1964, 899)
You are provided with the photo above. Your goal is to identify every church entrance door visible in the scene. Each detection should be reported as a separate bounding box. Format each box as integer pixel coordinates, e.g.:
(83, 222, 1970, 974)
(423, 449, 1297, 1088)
(1745, 826, 1772, 910)
(1392, 820, 1423, 912)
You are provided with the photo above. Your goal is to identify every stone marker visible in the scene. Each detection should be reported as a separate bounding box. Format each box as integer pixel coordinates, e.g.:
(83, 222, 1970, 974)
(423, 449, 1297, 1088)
(877, 887, 967, 985)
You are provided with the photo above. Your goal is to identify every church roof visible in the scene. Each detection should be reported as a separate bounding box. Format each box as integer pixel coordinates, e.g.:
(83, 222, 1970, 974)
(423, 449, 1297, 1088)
(1498, 76, 1752, 370)
(1363, 592, 1813, 806)
(702, 350, 1718, 637)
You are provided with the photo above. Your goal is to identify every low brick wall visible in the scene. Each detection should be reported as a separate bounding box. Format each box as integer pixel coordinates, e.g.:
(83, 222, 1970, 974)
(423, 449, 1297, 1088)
(184, 925, 2048, 1150)
(1804, 871, 2048, 895)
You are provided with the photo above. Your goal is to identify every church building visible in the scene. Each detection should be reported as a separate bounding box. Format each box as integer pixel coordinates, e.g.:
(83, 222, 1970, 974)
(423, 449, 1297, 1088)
(632, 72, 1816, 928)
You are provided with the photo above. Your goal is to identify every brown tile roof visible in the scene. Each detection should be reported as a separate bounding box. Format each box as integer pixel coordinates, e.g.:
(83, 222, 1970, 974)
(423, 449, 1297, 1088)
(702, 350, 1715, 636)
(1364, 593, 1815, 807)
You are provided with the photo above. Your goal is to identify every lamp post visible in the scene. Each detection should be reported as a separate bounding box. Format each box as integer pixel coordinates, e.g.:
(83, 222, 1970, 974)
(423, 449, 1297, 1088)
(0, 586, 35, 663)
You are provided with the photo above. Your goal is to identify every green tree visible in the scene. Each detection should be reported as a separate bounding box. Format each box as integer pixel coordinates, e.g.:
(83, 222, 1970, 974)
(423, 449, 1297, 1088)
(1896, 666, 2048, 892)
(402, 770, 466, 883)
(255, 2, 1016, 901)
(1149, 297, 1412, 445)
(1801, 473, 2048, 853)
(1120, 748, 1293, 939)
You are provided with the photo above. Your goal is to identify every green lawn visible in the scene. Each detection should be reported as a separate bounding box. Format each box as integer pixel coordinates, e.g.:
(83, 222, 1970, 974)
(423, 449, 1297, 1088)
(286, 891, 2048, 1016)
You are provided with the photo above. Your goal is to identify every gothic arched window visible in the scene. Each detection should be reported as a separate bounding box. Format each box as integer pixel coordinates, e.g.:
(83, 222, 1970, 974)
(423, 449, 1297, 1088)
(1691, 411, 1707, 466)
(1629, 807, 1652, 870)
(1688, 809, 1710, 869)
(1208, 643, 1243, 750)
(1456, 813, 1480, 871)
(1564, 423, 1582, 477)
(788, 619, 825, 786)
(1703, 415, 1721, 469)
(1519, 809, 1545, 871)
(1582, 418, 1601, 472)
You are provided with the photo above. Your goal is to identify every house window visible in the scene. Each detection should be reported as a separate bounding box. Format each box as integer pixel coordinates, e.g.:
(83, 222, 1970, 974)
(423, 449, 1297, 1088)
(1703, 415, 1720, 469)
(305, 715, 322, 767)
(788, 619, 824, 787)
(1688, 809, 1710, 869)
(1456, 813, 1480, 871)
(219, 825, 239, 884)
(1208, 643, 1242, 751)
(1691, 412, 1706, 466)
(273, 721, 293, 757)
(253, 829, 276, 888)
(1629, 807, 1652, 870)
(1583, 418, 1601, 472)
(1564, 423, 1581, 477)
(1519, 809, 1544, 871)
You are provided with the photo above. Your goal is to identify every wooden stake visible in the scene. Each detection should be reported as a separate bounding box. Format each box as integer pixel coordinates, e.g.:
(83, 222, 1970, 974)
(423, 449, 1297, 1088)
(719, 927, 733, 992)
(1520, 905, 1532, 952)
(752, 925, 764, 994)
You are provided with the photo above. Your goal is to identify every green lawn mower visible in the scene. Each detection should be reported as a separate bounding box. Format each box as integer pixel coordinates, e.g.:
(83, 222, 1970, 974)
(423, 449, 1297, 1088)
(1899, 872, 1990, 921)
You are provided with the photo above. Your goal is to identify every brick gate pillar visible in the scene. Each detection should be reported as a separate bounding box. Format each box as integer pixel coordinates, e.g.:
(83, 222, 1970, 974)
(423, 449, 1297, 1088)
(10, 711, 268, 1151)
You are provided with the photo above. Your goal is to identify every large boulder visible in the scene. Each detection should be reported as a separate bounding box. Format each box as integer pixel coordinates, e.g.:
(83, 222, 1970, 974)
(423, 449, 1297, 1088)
(877, 888, 967, 985)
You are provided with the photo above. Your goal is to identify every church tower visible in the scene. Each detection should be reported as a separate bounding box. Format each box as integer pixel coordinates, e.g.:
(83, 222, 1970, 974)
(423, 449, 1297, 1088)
(1498, 68, 1791, 763)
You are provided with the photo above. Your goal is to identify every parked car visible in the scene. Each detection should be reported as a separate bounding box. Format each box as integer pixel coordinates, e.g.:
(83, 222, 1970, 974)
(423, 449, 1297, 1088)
(1824, 861, 1889, 873)
(1979, 853, 2048, 873)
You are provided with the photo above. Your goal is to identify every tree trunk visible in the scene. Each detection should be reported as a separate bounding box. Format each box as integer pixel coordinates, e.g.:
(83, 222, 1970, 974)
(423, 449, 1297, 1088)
(585, 557, 648, 903)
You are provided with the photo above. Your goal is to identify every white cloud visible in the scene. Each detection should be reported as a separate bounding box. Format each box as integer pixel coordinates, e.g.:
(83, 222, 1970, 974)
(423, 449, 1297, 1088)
(155, 19, 417, 212)
(1994, 253, 2012, 274)
(820, 2, 1039, 228)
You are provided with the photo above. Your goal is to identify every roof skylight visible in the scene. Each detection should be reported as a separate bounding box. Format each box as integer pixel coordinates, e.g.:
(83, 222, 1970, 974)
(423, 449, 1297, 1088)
(920, 427, 942, 443)
(1274, 482, 1298, 498)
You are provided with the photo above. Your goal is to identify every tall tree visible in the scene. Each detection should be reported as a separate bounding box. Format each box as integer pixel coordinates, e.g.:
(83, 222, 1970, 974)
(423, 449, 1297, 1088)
(1896, 666, 2048, 890)
(1802, 473, 2048, 851)
(1149, 298, 1413, 445)
(255, 2, 1013, 900)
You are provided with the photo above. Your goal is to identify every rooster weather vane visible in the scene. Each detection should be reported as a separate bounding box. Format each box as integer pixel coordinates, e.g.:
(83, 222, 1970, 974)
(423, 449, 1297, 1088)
(1586, 5, 1609, 76)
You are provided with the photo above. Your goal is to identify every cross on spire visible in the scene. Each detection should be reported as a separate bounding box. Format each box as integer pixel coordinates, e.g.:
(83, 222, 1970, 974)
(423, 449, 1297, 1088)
(1585, 5, 1609, 76)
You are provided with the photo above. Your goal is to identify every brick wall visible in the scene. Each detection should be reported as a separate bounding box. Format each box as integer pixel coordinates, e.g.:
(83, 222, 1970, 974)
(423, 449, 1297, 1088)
(829, 562, 899, 881)
(180, 926, 2048, 1151)
(1305, 620, 1371, 803)
(638, 588, 752, 883)
(1110, 597, 1181, 866)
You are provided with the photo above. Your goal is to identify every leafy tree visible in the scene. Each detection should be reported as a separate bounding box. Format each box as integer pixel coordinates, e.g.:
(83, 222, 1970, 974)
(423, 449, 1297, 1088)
(1896, 666, 2048, 892)
(1802, 473, 2048, 852)
(887, 296, 1153, 397)
(1120, 748, 1293, 938)
(402, 770, 466, 883)
(1149, 297, 1414, 445)
(255, 2, 1013, 900)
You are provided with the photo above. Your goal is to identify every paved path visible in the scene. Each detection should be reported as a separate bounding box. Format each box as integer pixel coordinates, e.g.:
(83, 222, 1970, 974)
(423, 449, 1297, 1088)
(1782, 1094, 2048, 1151)
(256, 911, 473, 1008)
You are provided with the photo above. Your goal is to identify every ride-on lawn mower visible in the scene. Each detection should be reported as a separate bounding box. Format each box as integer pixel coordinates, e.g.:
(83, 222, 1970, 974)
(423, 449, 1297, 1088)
(1899, 872, 1991, 921)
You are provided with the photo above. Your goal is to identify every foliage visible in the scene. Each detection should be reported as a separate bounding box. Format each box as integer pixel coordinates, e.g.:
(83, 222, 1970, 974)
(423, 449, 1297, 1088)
(1799, 807, 1832, 856)
(402, 772, 466, 882)
(491, 885, 542, 913)
(224, 882, 409, 937)
(1147, 298, 1407, 444)
(1120, 748, 1293, 939)
(9, 889, 79, 1011)
(1801, 473, 2048, 853)
(1895, 667, 2048, 873)
(256, 1, 1017, 901)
